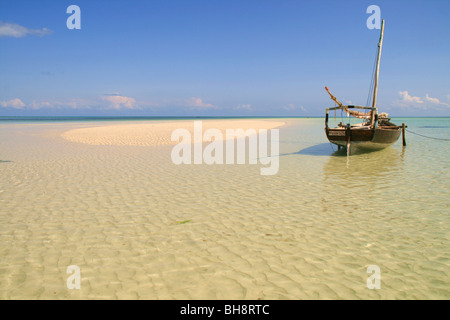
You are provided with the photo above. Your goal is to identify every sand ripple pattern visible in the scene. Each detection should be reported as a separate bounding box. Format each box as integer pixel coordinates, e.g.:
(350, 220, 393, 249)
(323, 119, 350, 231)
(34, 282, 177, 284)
(0, 119, 448, 299)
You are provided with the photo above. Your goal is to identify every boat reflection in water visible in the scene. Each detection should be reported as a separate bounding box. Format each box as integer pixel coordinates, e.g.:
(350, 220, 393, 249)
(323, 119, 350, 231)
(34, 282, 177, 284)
(323, 146, 404, 181)
(320, 146, 405, 218)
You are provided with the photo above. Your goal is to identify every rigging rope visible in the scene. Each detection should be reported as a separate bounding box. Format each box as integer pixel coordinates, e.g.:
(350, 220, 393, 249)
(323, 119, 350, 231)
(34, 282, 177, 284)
(405, 129, 450, 141)
(366, 49, 378, 107)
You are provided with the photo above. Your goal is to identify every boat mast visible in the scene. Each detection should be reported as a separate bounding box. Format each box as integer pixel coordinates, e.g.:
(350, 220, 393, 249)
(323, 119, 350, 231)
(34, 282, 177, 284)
(371, 19, 385, 126)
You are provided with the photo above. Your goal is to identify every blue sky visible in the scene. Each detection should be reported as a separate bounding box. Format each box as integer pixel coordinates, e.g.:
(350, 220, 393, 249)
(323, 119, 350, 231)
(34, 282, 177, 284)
(0, 0, 449, 116)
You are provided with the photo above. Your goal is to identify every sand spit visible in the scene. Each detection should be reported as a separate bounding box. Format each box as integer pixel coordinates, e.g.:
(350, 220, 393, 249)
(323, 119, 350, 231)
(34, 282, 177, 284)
(61, 120, 285, 146)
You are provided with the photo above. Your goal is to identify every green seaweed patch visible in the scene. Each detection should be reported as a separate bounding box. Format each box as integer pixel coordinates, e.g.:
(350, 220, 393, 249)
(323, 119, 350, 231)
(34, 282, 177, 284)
(175, 219, 192, 225)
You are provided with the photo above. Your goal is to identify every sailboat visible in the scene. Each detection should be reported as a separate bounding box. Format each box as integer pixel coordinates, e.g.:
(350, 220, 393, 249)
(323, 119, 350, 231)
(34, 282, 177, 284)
(324, 19, 406, 155)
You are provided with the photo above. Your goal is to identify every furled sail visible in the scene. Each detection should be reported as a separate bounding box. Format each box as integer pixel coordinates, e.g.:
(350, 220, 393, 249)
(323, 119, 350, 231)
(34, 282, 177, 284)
(324, 86, 371, 119)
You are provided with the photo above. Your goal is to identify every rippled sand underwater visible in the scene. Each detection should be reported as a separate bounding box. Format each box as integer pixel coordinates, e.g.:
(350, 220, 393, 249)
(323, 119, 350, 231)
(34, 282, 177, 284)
(0, 118, 448, 299)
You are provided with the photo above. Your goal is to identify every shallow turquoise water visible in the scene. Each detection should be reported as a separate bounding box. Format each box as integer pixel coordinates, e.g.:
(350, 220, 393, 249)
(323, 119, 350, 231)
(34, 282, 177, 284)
(0, 117, 448, 299)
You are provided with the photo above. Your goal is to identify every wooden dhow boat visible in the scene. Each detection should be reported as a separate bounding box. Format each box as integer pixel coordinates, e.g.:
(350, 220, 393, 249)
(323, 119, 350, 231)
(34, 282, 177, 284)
(324, 20, 406, 155)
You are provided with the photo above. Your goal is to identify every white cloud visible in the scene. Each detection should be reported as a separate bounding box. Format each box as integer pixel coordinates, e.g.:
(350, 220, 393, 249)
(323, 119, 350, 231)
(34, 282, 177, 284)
(101, 94, 138, 110)
(398, 91, 424, 104)
(425, 93, 446, 105)
(184, 97, 218, 110)
(31, 100, 52, 109)
(9, 95, 143, 111)
(0, 98, 25, 109)
(283, 103, 306, 112)
(396, 91, 450, 111)
(30, 99, 91, 110)
(1, 95, 153, 111)
(234, 104, 252, 111)
(0, 21, 52, 38)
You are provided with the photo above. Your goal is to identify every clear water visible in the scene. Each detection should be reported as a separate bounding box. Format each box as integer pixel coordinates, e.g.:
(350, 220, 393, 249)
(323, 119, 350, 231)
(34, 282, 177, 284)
(0, 117, 448, 299)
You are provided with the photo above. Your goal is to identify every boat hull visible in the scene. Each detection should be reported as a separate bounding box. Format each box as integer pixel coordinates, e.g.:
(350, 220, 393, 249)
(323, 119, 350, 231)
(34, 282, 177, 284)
(325, 126, 401, 150)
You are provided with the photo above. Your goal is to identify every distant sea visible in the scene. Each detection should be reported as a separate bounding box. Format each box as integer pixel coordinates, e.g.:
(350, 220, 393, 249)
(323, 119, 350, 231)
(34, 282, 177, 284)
(0, 116, 318, 124)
